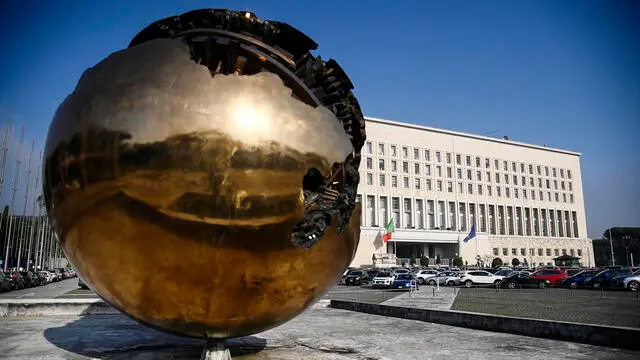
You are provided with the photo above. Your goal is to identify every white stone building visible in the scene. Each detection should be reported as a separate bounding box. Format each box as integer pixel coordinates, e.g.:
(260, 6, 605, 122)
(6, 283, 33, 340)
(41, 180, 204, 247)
(353, 117, 593, 268)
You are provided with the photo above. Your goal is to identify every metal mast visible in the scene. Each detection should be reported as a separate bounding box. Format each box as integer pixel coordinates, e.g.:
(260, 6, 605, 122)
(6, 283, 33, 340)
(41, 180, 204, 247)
(16, 141, 34, 270)
(26, 150, 42, 270)
(3, 127, 23, 271)
(0, 113, 13, 229)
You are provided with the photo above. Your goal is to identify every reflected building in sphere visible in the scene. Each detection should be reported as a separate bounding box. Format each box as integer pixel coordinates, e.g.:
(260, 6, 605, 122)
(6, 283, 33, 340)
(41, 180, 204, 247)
(354, 117, 592, 268)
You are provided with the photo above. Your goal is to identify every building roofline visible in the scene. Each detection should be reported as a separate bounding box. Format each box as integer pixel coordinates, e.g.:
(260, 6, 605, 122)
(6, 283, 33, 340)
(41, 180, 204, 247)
(364, 116, 582, 157)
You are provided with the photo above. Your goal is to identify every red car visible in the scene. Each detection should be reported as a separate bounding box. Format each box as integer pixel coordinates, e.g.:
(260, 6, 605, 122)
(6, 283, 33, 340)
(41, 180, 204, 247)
(531, 269, 567, 285)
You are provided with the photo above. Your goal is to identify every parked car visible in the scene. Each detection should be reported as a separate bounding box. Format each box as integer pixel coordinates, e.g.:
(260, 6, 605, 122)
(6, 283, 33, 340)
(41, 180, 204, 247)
(9, 271, 26, 290)
(425, 271, 460, 286)
(494, 269, 515, 277)
(557, 270, 601, 288)
(531, 269, 566, 285)
(391, 274, 418, 290)
(415, 270, 439, 284)
(459, 270, 503, 287)
(499, 272, 547, 289)
(39, 271, 55, 283)
(617, 273, 640, 292)
(371, 272, 394, 288)
(0, 272, 11, 292)
(584, 269, 631, 288)
(564, 268, 583, 277)
(344, 270, 369, 286)
(608, 269, 640, 289)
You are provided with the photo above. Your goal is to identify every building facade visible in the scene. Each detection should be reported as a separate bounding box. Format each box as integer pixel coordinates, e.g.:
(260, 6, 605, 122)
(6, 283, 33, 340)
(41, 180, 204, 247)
(353, 117, 593, 268)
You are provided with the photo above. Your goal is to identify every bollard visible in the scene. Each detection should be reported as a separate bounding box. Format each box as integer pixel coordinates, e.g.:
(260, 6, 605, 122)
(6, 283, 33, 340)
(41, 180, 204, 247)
(601, 287, 604, 299)
(432, 287, 436, 296)
(357, 290, 360, 302)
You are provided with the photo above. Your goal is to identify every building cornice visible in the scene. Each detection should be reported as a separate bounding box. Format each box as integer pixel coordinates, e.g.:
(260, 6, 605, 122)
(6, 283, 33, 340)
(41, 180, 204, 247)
(364, 116, 582, 157)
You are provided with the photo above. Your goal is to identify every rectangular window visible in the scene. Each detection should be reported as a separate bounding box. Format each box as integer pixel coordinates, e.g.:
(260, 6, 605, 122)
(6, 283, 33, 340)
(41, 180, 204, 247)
(404, 198, 413, 228)
(416, 199, 424, 229)
(427, 200, 435, 229)
(549, 210, 556, 237)
(529, 164, 533, 174)
(530, 177, 534, 187)
(563, 193, 566, 203)
(425, 150, 431, 161)
(514, 188, 519, 198)
(512, 162, 517, 172)
(466, 156, 471, 166)
(496, 173, 500, 183)
(391, 160, 397, 172)
(541, 209, 548, 236)
(502, 248, 508, 256)
(567, 170, 572, 179)
(479, 204, 486, 232)
(402, 147, 408, 158)
(366, 142, 372, 154)
(507, 206, 514, 235)
(477, 184, 483, 195)
(497, 186, 502, 197)
(392, 197, 401, 228)
(503, 161, 508, 171)
(476, 157, 481, 167)
(391, 175, 398, 188)
(459, 202, 467, 232)
(414, 178, 420, 189)
(524, 208, 531, 236)
(568, 182, 573, 191)
(545, 167, 549, 176)
(446, 152, 452, 163)
(504, 174, 509, 184)
(486, 172, 491, 182)
(489, 205, 496, 234)
(447, 181, 453, 193)
(564, 210, 571, 237)
(467, 169, 472, 180)
(414, 148, 419, 160)
(378, 159, 385, 171)
(425, 164, 431, 176)
(390, 145, 397, 157)
(533, 208, 540, 236)
(414, 163, 420, 174)
(577, 249, 582, 257)
(531, 190, 536, 200)
(366, 173, 373, 185)
(437, 180, 443, 192)
(366, 157, 372, 169)
(469, 203, 476, 230)
(537, 165, 541, 175)
(494, 159, 499, 169)
(456, 154, 461, 165)
(438, 200, 446, 229)
(570, 249, 575, 257)
(437, 166, 442, 177)
(458, 182, 463, 193)
(426, 179, 432, 191)
(379, 174, 386, 186)
(447, 166, 453, 178)
(487, 185, 492, 196)
(379, 196, 388, 226)
(366, 195, 376, 227)
(505, 187, 510, 198)
(436, 151, 441, 162)
(520, 163, 525, 173)
(468, 183, 473, 194)
(512, 248, 517, 255)
(520, 248, 526, 256)
(523, 189, 527, 199)
(485, 158, 490, 168)
(572, 211, 579, 237)
(560, 169, 564, 178)
(457, 168, 463, 179)
(546, 248, 551, 256)
(498, 205, 505, 235)
(403, 177, 409, 188)
(403, 162, 409, 173)
(552, 168, 557, 177)
(448, 202, 456, 230)
(515, 207, 522, 236)
(494, 248, 499, 256)
(378, 143, 385, 156)
(557, 210, 563, 237)
(513, 175, 518, 185)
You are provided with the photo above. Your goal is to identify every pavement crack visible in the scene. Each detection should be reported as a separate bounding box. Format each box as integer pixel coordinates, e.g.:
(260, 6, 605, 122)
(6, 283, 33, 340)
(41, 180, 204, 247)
(293, 340, 359, 355)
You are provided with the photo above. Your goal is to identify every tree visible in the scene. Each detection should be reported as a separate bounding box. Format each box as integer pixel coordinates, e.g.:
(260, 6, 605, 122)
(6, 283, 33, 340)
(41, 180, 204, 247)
(511, 258, 520, 267)
(410, 257, 416, 265)
(601, 227, 640, 266)
(491, 257, 503, 267)
(420, 256, 429, 267)
(453, 256, 463, 267)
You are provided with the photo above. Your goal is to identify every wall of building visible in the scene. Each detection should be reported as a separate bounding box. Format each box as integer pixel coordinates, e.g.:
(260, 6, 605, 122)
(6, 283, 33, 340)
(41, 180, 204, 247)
(351, 117, 592, 267)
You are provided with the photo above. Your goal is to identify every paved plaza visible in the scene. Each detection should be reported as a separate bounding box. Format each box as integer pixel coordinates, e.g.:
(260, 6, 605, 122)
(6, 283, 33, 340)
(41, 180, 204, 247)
(2, 306, 639, 360)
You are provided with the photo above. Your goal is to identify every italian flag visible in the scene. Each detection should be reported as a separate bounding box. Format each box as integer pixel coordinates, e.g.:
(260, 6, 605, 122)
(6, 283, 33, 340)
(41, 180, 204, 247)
(382, 219, 394, 242)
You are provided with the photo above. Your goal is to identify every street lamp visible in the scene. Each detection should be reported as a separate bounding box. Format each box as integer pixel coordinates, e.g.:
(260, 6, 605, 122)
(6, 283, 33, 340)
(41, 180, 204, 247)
(609, 228, 615, 266)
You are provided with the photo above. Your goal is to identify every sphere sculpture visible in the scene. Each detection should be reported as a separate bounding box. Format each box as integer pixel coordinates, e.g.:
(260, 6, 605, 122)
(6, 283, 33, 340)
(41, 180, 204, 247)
(42, 8, 366, 353)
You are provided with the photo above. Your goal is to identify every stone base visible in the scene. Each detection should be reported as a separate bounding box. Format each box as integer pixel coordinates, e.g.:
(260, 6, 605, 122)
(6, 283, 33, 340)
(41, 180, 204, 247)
(201, 338, 232, 360)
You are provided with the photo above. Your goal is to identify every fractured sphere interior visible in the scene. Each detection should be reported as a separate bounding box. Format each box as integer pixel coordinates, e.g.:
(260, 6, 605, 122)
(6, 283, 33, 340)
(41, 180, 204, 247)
(43, 9, 365, 339)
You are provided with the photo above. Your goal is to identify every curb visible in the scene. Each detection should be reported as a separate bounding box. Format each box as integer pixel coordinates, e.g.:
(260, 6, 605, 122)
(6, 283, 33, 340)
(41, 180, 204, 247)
(0, 299, 121, 317)
(330, 299, 639, 350)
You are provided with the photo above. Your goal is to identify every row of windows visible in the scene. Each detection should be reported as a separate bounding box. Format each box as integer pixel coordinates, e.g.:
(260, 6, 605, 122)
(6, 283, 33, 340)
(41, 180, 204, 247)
(493, 247, 583, 258)
(363, 173, 575, 203)
(364, 141, 574, 179)
(363, 158, 575, 192)
(357, 194, 580, 238)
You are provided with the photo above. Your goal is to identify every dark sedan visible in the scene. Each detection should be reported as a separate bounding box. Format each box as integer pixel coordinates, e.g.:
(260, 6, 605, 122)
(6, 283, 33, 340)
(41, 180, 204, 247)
(583, 269, 632, 288)
(499, 272, 547, 289)
(391, 274, 418, 290)
(344, 270, 369, 286)
(557, 270, 601, 288)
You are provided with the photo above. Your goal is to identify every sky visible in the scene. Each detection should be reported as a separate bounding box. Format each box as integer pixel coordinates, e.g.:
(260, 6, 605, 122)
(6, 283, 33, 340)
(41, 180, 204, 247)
(0, 0, 638, 238)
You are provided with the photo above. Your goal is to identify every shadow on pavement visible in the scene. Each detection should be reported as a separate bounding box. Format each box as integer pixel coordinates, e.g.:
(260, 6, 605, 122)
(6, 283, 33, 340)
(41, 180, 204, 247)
(44, 309, 267, 359)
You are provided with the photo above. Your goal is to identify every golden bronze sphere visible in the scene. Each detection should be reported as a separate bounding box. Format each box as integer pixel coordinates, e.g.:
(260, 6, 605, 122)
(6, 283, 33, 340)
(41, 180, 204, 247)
(43, 9, 366, 339)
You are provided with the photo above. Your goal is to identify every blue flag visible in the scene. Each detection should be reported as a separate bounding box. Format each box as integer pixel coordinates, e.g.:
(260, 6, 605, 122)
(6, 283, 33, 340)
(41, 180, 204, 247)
(463, 223, 476, 243)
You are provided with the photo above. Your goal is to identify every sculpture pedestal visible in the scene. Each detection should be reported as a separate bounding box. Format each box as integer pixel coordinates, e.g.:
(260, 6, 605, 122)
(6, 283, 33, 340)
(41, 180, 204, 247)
(201, 338, 231, 360)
